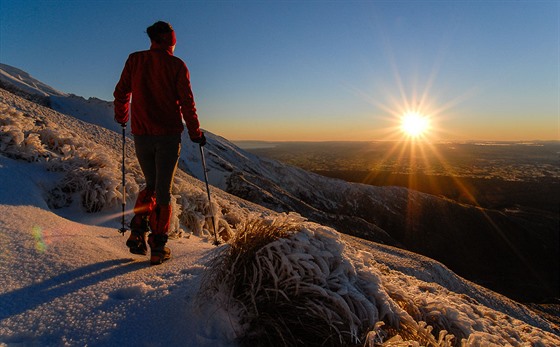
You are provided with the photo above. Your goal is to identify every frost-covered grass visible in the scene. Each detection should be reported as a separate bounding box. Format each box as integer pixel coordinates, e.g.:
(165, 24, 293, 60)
(0, 101, 138, 213)
(198, 217, 436, 346)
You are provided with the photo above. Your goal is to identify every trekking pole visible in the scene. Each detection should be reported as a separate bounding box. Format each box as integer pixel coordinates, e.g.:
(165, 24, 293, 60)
(118, 125, 128, 235)
(199, 144, 220, 245)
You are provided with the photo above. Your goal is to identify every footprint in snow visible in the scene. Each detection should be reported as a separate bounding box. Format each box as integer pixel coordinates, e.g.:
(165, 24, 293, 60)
(180, 265, 205, 276)
(109, 283, 153, 300)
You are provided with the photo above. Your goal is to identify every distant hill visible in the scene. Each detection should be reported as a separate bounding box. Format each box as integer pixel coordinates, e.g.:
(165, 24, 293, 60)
(0, 63, 119, 133)
(0, 63, 66, 97)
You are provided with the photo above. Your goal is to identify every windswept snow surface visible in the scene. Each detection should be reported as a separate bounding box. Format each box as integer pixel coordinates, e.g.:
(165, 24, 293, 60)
(0, 201, 225, 346)
(1, 88, 559, 346)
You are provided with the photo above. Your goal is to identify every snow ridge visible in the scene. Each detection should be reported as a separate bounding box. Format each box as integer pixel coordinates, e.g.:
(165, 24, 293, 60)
(0, 63, 66, 97)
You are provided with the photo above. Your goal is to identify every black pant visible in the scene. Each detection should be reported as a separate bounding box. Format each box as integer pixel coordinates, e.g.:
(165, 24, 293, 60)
(134, 134, 181, 206)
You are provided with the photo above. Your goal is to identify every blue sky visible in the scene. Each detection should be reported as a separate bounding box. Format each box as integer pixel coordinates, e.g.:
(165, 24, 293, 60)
(1, 0, 558, 141)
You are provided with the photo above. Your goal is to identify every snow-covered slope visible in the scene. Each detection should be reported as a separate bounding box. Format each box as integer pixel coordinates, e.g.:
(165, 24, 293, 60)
(0, 144, 557, 345)
(1, 79, 559, 345)
(0, 63, 120, 133)
(0, 63, 66, 97)
(49, 94, 120, 133)
(0, 201, 221, 346)
(1, 63, 557, 303)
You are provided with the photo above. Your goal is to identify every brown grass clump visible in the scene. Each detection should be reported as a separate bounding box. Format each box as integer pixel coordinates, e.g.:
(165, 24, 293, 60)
(198, 217, 461, 347)
(198, 216, 299, 303)
(199, 217, 373, 346)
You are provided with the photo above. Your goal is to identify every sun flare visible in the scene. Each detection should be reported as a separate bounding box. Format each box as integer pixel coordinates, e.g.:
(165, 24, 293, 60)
(400, 112, 430, 138)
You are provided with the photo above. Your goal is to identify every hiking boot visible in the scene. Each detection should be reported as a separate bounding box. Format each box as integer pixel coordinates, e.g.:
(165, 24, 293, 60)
(148, 234, 171, 265)
(127, 215, 149, 255)
(126, 230, 148, 255)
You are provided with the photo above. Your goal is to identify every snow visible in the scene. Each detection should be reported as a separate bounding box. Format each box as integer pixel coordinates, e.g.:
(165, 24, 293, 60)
(1, 78, 559, 346)
(0, 63, 66, 98)
(49, 94, 121, 135)
(0, 202, 225, 346)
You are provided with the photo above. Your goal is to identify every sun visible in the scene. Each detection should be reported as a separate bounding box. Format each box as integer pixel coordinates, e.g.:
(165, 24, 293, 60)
(400, 112, 430, 139)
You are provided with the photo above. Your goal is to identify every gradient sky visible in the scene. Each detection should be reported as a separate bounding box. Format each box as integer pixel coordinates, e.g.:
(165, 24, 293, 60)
(1, 0, 558, 141)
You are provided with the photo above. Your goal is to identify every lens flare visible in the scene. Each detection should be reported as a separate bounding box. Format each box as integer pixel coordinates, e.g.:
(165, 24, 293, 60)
(32, 225, 49, 253)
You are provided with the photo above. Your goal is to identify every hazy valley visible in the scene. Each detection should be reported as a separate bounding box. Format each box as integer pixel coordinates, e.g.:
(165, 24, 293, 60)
(242, 140, 559, 212)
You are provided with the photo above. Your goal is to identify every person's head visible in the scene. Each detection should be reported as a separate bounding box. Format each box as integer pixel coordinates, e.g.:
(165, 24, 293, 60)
(147, 21, 176, 48)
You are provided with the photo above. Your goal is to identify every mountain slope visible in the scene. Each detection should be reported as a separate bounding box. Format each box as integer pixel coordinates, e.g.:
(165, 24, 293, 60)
(0, 63, 66, 97)
(1, 184, 558, 346)
(0, 63, 120, 134)
(1, 63, 557, 303)
(1, 86, 559, 345)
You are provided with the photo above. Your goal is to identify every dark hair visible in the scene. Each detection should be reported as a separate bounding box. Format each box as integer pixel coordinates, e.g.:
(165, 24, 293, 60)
(146, 21, 174, 43)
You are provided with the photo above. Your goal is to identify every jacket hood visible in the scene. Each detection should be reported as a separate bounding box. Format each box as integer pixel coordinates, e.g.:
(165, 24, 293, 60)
(150, 42, 175, 55)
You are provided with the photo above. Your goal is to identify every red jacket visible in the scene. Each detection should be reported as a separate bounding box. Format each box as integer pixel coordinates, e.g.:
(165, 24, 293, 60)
(114, 43, 202, 139)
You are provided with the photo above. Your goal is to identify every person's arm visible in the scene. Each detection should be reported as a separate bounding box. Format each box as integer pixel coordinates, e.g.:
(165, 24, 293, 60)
(113, 55, 133, 125)
(177, 63, 203, 141)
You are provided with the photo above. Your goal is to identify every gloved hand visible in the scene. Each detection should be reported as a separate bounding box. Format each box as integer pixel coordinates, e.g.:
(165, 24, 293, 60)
(114, 117, 126, 128)
(192, 132, 206, 146)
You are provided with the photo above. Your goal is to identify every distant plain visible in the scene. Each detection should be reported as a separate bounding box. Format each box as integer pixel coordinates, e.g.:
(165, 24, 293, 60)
(240, 140, 559, 215)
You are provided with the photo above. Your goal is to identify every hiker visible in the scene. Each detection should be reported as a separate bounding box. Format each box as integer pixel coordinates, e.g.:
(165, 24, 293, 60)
(113, 21, 206, 265)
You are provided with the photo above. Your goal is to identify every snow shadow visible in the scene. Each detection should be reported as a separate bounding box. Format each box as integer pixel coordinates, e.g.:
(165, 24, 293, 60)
(0, 155, 53, 209)
(0, 258, 144, 320)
